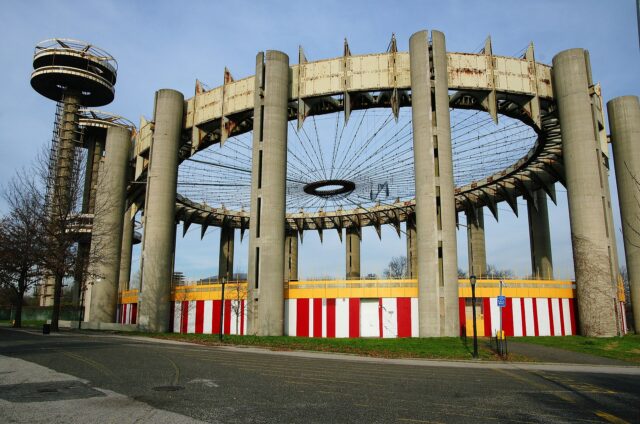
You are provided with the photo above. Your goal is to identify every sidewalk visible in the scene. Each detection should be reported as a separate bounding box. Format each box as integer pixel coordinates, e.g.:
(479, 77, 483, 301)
(508, 341, 632, 366)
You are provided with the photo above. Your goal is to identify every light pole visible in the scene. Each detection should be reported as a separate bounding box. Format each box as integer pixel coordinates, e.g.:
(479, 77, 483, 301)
(470, 275, 478, 359)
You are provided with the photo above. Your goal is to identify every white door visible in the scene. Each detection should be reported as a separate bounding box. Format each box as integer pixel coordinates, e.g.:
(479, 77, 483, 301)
(360, 299, 379, 337)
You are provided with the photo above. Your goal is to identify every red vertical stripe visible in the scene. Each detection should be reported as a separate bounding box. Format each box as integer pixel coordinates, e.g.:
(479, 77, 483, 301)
(195, 300, 204, 334)
(212, 300, 222, 334)
(559, 299, 566, 336)
(240, 300, 245, 335)
(296, 298, 310, 337)
(520, 298, 526, 336)
(181, 301, 189, 334)
(458, 298, 466, 337)
(397, 298, 412, 338)
(547, 299, 555, 336)
(568, 298, 577, 335)
(224, 300, 232, 334)
(483, 298, 492, 337)
(169, 302, 175, 332)
(378, 298, 383, 338)
(503, 298, 514, 337)
(532, 299, 540, 336)
(132, 303, 137, 325)
(349, 298, 360, 338)
(326, 299, 336, 338)
(313, 298, 322, 338)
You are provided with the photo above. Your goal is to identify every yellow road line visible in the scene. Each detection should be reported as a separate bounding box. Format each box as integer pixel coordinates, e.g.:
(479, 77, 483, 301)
(594, 411, 630, 424)
(61, 351, 115, 378)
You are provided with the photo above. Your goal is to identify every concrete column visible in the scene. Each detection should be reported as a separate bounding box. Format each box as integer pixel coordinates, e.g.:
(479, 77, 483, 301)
(87, 126, 131, 323)
(466, 208, 486, 278)
(608, 95, 640, 331)
(346, 226, 361, 280)
(247, 51, 289, 336)
(552, 49, 618, 336)
(410, 30, 459, 337)
(284, 230, 298, 282)
(119, 206, 134, 292)
(218, 225, 235, 281)
(138, 89, 183, 332)
(406, 214, 417, 279)
(527, 190, 554, 279)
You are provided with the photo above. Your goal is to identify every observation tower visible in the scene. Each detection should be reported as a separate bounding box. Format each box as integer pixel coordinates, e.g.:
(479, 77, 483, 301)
(30, 39, 117, 306)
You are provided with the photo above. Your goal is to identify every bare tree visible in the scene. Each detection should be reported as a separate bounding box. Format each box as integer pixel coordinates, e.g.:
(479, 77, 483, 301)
(458, 268, 468, 278)
(486, 264, 515, 279)
(0, 173, 47, 327)
(383, 256, 407, 279)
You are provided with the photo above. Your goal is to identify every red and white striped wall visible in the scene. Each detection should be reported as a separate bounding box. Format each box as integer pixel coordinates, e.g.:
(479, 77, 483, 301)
(116, 303, 137, 325)
(284, 298, 419, 338)
(170, 300, 247, 335)
(459, 297, 577, 337)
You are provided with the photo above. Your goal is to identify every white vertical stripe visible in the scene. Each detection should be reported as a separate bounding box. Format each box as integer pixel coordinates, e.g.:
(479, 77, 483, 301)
(242, 300, 247, 335)
(228, 300, 239, 335)
(491, 298, 502, 337)
(512, 298, 523, 337)
(308, 298, 314, 337)
(381, 298, 397, 338)
(203, 300, 213, 334)
(127, 305, 132, 324)
(524, 298, 535, 336)
(561, 298, 572, 335)
(187, 301, 196, 334)
(284, 299, 296, 336)
(173, 302, 182, 333)
(322, 299, 327, 338)
(536, 298, 551, 336)
(551, 299, 562, 336)
(410, 297, 419, 337)
(335, 298, 350, 338)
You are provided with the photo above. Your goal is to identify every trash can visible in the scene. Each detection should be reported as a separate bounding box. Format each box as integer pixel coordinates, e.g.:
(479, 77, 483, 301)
(42, 324, 50, 334)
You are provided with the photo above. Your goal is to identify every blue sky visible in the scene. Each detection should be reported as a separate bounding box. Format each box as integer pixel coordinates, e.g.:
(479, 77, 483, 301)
(1, 0, 639, 282)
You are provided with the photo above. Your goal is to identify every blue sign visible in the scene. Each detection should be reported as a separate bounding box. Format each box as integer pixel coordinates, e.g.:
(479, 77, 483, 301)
(497, 295, 506, 308)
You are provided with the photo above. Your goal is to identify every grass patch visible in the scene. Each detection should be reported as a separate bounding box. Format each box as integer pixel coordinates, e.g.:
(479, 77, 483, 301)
(515, 335, 640, 364)
(128, 332, 499, 360)
(0, 319, 47, 329)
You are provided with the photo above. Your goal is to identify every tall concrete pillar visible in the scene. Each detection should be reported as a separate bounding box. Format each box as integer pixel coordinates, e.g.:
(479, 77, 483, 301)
(410, 30, 459, 337)
(466, 208, 486, 278)
(119, 206, 134, 292)
(87, 126, 131, 323)
(608, 95, 640, 331)
(346, 226, 361, 280)
(284, 230, 298, 282)
(218, 225, 235, 281)
(406, 214, 417, 279)
(138, 89, 183, 332)
(552, 49, 618, 336)
(247, 51, 289, 336)
(527, 190, 554, 279)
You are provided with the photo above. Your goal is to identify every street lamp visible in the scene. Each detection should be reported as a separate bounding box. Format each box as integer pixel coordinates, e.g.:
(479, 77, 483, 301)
(470, 275, 478, 359)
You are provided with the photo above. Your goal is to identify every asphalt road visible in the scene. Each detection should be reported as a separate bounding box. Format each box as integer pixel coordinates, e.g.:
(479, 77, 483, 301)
(0, 328, 638, 423)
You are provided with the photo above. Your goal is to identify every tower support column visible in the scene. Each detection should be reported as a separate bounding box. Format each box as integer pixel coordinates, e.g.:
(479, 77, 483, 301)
(218, 225, 235, 281)
(527, 190, 554, 279)
(466, 208, 486, 278)
(87, 126, 131, 323)
(346, 226, 361, 280)
(608, 95, 640, 331)
(284, 231, 298, 282)
(552, 49, 618, 336)
(410, 30, 459, 336)
(138, 89, 184, 332)
(247, 51, 289, 336)
(406, 214, 417, 279)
